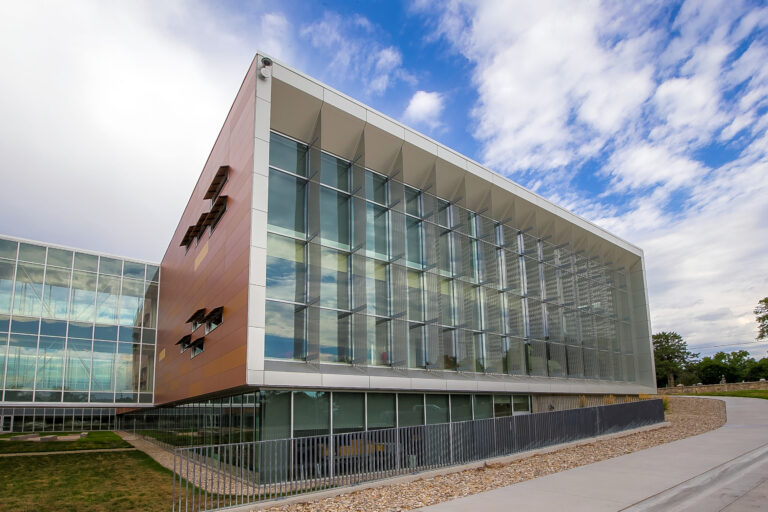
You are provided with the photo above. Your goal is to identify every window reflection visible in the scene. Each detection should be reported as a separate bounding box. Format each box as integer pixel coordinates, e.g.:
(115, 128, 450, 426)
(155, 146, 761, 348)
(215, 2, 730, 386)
(318, 308, 350, 363)
(267, 170, 306, 238)
(0, 260, 14, 314)
(13, 263, 44, 317)
(319, 188, 350, 249)
(35, 336, 65, 390)
(96, 275, 120, 325)
(266, 234, 305, 302)
(42, 267, 71, 320)
(319, 248, 349, 310)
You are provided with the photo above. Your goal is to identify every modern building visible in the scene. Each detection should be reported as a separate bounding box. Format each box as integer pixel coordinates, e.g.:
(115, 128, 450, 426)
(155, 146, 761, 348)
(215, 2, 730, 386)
(0, 53, 655, 439)
(0, 235, 159, 431)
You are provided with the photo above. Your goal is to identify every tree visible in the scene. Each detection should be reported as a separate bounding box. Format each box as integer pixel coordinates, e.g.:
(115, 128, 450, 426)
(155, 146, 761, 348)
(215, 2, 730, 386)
(745, 357, 768, 381)
(697, 357, 728, 384)
(653, 332, 699, 387)
(712, 350, 755, 383)
(756, 297, 768, 340)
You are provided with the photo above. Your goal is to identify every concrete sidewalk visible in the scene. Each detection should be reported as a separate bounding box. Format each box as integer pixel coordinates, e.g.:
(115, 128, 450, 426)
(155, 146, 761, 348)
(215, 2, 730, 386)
(418, 397, 768, 512)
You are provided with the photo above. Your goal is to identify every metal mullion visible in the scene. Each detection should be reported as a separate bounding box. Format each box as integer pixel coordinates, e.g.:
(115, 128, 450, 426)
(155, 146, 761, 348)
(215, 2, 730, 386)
(30, 248, 49, 399)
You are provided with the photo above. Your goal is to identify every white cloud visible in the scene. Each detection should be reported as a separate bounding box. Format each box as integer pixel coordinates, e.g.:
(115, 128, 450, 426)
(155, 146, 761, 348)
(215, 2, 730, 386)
(0, 0, 296, 261)
(604, 144, 707, 193)
(422, 1, 657, 174)
(403, 91, 445, 130)
(420, 0, 768, 357)
(300, 13, 411, 96)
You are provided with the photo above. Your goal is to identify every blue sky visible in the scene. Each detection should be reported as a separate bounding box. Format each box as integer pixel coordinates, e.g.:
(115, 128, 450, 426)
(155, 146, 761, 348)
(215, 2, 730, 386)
(0, 0, 767, 358)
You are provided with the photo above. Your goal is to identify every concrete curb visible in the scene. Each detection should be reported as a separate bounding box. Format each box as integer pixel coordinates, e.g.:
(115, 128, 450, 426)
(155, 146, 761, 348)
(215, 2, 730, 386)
(231, 421, 671, 512)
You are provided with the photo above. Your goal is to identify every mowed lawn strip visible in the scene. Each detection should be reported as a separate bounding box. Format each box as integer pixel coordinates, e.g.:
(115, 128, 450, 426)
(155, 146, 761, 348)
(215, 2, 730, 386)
(0, 451, 174, 512)
(689, 389, 768, 400)
(0, 431, 131, 454)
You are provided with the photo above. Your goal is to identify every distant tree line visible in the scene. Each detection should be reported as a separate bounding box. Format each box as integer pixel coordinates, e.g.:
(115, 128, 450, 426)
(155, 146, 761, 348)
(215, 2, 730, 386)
(653, 298, 768, 387)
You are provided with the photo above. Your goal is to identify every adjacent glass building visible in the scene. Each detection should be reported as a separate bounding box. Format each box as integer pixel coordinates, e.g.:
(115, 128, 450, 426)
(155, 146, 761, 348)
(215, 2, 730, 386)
(0, 236, 159, 406)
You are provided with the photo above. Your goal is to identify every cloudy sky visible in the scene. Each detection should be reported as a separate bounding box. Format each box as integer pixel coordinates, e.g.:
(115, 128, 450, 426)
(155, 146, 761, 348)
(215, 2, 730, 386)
(1, 0, 766, 357)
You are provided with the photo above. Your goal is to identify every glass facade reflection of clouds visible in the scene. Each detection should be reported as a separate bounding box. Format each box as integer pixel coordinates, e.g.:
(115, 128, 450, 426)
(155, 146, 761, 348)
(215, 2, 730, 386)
(264, 131, 637, 382)
(0, 236, 159, 405)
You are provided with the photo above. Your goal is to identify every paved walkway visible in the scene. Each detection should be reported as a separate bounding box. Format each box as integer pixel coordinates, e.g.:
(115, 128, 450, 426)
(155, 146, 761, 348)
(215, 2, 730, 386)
(0, 447, 137, 457)
(418, 397, 768, 512)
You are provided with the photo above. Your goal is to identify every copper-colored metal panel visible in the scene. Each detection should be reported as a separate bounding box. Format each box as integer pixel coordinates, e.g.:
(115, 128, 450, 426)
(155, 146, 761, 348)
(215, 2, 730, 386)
(155, 58, 258, 405)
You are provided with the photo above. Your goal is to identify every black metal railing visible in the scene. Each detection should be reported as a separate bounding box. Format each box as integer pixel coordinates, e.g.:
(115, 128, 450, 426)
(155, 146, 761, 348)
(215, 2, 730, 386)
(172, 399, 663, 511)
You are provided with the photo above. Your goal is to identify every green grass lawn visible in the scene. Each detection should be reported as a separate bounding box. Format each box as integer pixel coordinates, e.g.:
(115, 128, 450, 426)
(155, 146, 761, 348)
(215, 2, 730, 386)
(691, 390, 768, 400)
(0, 451, 173, 512)
(0, 431, 131, 454)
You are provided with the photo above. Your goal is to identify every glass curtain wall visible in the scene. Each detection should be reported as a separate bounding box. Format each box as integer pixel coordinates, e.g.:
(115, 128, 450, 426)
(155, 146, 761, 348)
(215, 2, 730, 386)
(117, 389, 532, 445)
(0, 237, 159, 405)
(263, 132, 636, 383)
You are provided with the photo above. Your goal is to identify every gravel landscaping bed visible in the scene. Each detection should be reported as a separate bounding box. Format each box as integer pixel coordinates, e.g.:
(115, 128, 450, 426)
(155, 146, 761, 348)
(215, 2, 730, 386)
(262, 397, 726, 512)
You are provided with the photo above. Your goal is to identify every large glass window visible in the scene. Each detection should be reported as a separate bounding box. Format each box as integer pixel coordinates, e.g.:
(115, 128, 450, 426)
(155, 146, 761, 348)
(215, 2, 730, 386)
(425, 394, 449, 424)
(406, 270, 423, 322)
(437, 200, 451, 228)
(64, 339, 91, 391)
(5, 334, 37, 390)
(473, 394, 493, 419)
(267, 169, 306, 238)
(398, 394, 424, 427)
(365, 170, 387, 205)
(404, 186, 421, 217)
(266, 234, 306, 302)
(318, 308, 350, 363)
(367, 316, 390, 366)
(451, 395, 472, 422)
(319, 188, 350, 249)
(260, 390, 291, 440)
(269, 132, 307, 176)
(122, 261, 145, 280)
(0, 260, 14, 314)
(265, 301, 305, 359)
(293, 391, 330, 437)
(319, 248, 349, 310)
(18, 243, 45, 264)
(320, 153, 349, 191)
(142, 283, 158, 329)
(13, 263, 44, 317)
(440, 278, 455, 326)
(365, 259, 389, 317)
(69, 271, 97, 323)
(119, 279, 145, 326)
(42, 267, 71, 320)
(115, 342, 139, 394)
(493, 395, 512, 417)
(99, 257, 122, 276)
(332, 392, 364, 433)
(74, 252, 98, 272)
(513, 395, 531, 413)
(139, 345, 154, 393)
(406, 217, 423, 268)
(35, 336, 65, 390)
(47, 248, 73, 269)
(408, 325, 426, 368)
(365, 203, 389, 259)
(91, 341, 115, 393)
(367, 393, 395, 429)
(96, 275, 120, 325)
(0, 239, 17, 260)
(438, 232, 452, 276)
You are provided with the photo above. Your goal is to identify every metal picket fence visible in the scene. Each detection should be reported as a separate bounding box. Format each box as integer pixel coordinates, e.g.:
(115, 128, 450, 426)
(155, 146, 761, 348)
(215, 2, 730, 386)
(172, 399, 663, 511)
